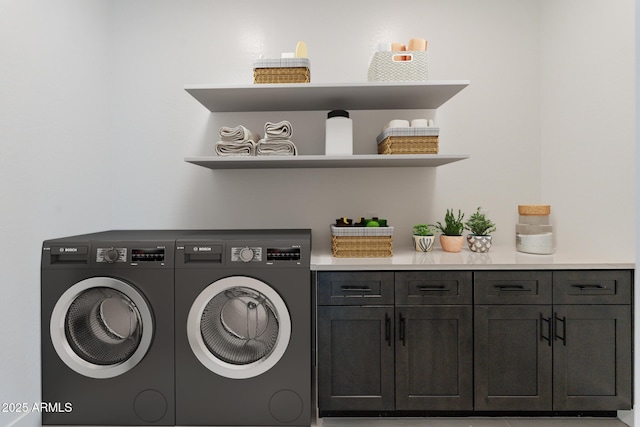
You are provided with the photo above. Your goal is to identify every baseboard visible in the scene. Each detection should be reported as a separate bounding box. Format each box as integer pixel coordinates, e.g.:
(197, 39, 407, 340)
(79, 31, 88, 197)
(6, 410, 38, 427)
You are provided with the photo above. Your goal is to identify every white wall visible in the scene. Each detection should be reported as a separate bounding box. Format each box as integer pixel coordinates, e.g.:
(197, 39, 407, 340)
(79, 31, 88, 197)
(540, 0, 636, 255)
(0, 1, 113, 426)
(109, 0, 543, 252)
(0, 1, 635, 426)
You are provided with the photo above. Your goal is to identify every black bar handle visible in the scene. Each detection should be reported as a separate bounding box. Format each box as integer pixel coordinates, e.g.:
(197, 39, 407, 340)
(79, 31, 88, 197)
(399, 313, 406, 346)
(341, 286, 372, 292)
(385, 313, 391, 346)
(571, 284, 606, 290)
(418, 285, 450, 292)
(540, 313, 551, 346)
(554, 312, 567, 346)
(494, 284, 526, 291)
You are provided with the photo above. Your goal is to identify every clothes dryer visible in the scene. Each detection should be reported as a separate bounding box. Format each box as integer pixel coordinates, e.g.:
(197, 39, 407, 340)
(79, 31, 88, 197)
(175, 229, 312, 426)
(41, 230, 178, 425)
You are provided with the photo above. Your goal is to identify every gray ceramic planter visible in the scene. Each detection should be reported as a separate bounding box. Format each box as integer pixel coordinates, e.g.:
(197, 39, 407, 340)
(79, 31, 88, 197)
(467, 234, 492, 253)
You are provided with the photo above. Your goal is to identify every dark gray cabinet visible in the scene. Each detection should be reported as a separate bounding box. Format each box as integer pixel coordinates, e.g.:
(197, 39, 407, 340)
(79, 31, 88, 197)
(317, 272, 395, 412)
(552, 270, 632, 410)
(395, 305, 473, 410)
(394, 272, 473, 411)
(317, 305, 395, 411)
(474, 271, 553, 410)
(474, 270, 632, 412)
(317, 271, 473, 413)
(317, 268, 632, 415)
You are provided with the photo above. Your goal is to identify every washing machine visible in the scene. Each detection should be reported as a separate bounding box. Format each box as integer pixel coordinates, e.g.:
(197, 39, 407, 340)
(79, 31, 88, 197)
(41, 230, 179, 425)
(175, 229, 312, 426)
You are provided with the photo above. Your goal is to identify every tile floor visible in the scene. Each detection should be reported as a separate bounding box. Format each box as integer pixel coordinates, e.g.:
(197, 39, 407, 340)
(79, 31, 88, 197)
(313, 417, 629, 427)
(48, 417, 631, 427)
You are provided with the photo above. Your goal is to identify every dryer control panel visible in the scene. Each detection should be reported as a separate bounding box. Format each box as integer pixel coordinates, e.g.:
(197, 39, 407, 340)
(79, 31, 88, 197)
(175, 230, 311, 269)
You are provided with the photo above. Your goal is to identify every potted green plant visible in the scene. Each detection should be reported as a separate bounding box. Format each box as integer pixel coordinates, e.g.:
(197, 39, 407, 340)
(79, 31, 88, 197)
(412, 224, 435, 252)
(464, 207, 496, 253)
(434, 209, 465, 252)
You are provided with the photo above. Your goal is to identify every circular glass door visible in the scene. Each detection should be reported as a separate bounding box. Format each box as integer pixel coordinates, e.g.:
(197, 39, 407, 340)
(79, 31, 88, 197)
(187, 276, 291, 379)
(50, 277, 153, 379)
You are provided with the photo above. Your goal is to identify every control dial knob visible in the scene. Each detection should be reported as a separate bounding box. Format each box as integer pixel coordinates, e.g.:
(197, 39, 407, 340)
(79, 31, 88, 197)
(239, 247, 254, 263)
(103, 248, 120, 263)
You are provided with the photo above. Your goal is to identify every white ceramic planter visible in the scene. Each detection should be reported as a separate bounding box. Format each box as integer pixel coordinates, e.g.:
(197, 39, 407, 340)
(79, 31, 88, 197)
(467, 234, 492, 253)
(412, 235, 435, 252)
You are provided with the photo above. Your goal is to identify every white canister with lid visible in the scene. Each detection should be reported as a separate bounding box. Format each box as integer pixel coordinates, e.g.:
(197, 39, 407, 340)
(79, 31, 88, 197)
(516, 205, 553, 254)
(325, 110, 353, 155)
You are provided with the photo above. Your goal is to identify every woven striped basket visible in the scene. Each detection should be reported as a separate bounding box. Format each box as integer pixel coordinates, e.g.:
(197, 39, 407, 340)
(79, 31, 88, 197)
(330, 225, 393, 258)
(376, 127, 439, 155)
(378, 135, 439, 154)
(254, 67, 310, 84)
(253, 58, 310, 84)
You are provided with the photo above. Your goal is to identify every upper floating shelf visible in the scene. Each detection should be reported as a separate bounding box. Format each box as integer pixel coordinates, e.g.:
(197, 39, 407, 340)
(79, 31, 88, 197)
(184, 81, 470, 112)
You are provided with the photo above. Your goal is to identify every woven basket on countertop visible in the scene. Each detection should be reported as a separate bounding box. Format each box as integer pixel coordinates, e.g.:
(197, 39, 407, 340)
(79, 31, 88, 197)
(253, 58, 310, 84)
(330, 225, 393, 258)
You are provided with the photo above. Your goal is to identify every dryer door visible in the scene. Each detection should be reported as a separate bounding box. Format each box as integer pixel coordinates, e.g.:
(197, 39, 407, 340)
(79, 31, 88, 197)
(50, 277, 153, 379)
(187, 276, 291, 379)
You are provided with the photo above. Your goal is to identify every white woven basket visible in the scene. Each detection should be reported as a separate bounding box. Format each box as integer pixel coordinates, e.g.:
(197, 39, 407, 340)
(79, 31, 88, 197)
(367, 51, 428, 82)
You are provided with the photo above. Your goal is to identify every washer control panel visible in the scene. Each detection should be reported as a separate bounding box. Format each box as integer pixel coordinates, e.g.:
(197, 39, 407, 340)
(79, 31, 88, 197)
(96, 247, 166, 263)
(96, 247, 127, 263)
(231, 246, 262, 263)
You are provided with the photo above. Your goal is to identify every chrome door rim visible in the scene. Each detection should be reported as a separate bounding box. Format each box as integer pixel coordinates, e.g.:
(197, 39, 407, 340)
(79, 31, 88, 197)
(187, 276, 291, 379)
(50, 277, 153, 379)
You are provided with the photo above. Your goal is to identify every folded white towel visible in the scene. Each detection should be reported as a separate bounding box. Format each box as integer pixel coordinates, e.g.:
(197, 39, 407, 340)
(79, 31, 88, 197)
(264, 121, 293, 140)
(256, 139, 297, 156)
(215, 140, 256, 156)
(219, 125, 260, 143)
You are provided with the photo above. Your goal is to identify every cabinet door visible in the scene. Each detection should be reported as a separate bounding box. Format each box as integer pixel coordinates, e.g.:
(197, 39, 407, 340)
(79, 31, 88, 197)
(474, 305, 553, 411)
(317, 306, 395, 412)
(395, 306, 473, 410)
(553, 305, 632, 410)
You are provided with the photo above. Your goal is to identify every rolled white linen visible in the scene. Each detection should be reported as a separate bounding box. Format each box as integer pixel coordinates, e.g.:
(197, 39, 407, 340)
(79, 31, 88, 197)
(410, 119, 429, 127)
(264, 121, 293, 140)
(219, 125, 260, 143)
(382, 119, 410, 131)
(256, 139, 297, 156)
(215, 141, 256, 156)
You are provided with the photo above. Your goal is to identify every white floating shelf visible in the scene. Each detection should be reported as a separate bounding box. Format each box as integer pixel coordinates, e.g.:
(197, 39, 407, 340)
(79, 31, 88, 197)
(184, 154, 469, 170)
(184, 81, 470, 112)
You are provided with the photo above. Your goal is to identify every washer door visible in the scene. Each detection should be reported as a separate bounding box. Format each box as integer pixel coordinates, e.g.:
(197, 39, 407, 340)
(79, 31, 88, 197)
(187, 276, 291, 379)
(50, 277, 153, 379)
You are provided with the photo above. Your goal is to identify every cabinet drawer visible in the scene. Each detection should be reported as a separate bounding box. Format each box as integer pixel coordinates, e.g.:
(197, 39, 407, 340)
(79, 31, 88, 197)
(317, 272, 394, 305)
(395, 271, 472, 305)
(474, 271, 552, 305)
(553, 270, 632, 304)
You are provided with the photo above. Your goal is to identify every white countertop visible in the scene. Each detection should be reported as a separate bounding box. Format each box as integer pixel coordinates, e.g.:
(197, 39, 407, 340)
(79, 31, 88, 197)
(311, 246, 635, 271)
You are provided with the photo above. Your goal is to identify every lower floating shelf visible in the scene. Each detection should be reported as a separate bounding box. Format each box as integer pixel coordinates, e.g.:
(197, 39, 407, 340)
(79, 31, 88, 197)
(185, 154, 469, 170)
